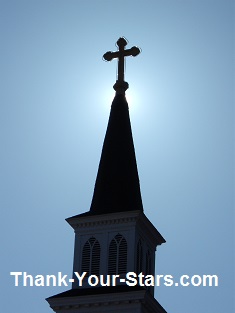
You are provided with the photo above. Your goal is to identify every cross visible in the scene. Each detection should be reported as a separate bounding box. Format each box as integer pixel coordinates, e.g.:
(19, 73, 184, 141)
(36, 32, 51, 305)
(103, 37, 140, 92)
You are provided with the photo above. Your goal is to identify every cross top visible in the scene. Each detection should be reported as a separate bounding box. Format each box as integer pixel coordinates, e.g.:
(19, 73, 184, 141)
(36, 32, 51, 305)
(103, 37, 141, 94)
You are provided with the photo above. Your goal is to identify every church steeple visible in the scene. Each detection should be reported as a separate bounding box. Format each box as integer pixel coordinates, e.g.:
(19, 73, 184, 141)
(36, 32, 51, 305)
(46, 38, 167, 313)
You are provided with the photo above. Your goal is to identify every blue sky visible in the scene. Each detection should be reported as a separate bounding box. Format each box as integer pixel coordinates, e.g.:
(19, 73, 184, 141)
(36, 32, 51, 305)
(0, 0, 234, 312)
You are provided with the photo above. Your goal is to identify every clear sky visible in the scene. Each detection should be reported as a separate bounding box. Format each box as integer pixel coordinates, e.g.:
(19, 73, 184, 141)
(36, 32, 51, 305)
(0, 0, 234, 312)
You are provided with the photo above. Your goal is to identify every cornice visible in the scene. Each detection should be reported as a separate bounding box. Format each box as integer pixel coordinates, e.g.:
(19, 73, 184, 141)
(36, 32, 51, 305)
(66, 211, 141, 230)
(47, 289, 167, 313)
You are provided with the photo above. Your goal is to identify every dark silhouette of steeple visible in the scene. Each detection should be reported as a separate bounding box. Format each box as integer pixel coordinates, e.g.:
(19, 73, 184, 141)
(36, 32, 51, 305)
(90, 92, 143, 214)
(89, 37, 143, 215)
(46, 38, 167, 313)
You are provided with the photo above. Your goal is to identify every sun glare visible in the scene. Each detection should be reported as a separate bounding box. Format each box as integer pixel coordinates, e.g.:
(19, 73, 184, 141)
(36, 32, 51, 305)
(103, 90, 134, 108)
(101, 83, 142, 119)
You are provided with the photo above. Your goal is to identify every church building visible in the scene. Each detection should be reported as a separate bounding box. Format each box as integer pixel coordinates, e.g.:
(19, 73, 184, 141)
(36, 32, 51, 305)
(46, 37, 167, 313)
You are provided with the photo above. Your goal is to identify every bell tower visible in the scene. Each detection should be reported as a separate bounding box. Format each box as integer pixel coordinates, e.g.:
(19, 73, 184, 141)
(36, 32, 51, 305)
(46, 37, 167, 313)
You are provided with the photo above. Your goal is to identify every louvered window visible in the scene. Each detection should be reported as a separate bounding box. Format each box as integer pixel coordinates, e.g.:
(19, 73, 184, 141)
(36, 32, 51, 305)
(108, 234, 127, 275)
(136, 239, 143, 274)
(146, 249, 151, 275)
(81, 237, 100, 275)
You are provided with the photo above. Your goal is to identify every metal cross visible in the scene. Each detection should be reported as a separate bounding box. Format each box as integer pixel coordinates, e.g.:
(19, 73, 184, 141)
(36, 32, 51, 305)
(103, 37, 140, 83)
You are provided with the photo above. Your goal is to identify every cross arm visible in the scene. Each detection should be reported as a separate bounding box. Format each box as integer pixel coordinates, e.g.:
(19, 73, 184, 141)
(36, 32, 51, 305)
(103, 46, 140, 61)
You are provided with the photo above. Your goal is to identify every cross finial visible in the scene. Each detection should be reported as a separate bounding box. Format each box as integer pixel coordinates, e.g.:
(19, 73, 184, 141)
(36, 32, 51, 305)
(103, 37, 141, 94)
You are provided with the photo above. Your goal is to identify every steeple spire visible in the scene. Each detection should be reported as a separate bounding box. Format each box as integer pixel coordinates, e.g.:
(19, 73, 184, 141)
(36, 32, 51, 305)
(103, 37, 140, 94)
(90, 37, 143, 215)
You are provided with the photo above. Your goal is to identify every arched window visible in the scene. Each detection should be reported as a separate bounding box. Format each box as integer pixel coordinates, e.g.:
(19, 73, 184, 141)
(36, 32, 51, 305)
(108, 233, 127, 275)
(146, 249, 152, 275)
(81, 237, 100, 275)
(136, 239, 143, 274)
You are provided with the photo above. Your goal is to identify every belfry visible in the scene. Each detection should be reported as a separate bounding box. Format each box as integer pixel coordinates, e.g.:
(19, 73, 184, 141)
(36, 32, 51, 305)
(46, 37, 167, 313)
